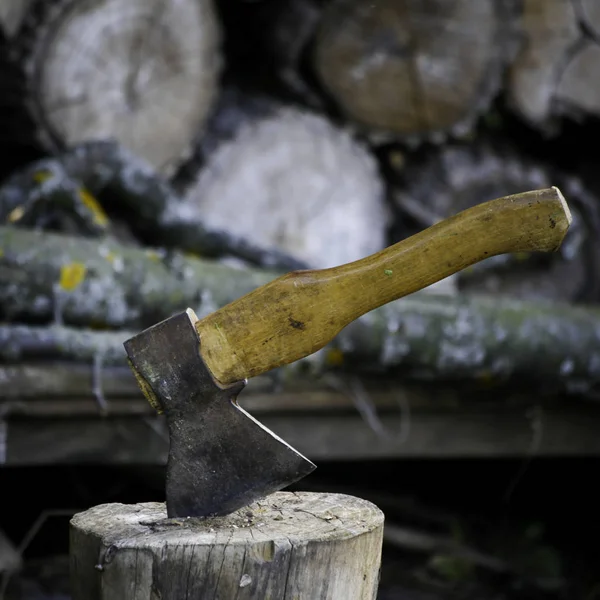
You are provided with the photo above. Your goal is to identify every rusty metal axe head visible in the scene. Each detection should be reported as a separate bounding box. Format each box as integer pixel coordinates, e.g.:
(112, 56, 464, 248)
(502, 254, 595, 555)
(124, 188, 572, 519)
(124, 308, 315, 518)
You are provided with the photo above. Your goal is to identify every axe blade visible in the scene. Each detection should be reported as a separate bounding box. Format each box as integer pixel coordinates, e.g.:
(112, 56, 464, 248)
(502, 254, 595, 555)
(124, 310, 316, 518)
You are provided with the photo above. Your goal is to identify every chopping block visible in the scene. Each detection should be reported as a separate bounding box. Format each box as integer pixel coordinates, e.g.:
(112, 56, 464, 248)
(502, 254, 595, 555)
(70, 492, 384, 600)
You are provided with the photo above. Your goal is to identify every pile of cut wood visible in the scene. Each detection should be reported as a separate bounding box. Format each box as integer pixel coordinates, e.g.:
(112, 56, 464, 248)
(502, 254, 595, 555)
(0, 0, 600, 398)
(3, 2, 600, 599)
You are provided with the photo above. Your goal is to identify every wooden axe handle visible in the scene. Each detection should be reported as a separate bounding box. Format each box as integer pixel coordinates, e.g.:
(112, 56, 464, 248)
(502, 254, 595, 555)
(196, 187, 571, 386)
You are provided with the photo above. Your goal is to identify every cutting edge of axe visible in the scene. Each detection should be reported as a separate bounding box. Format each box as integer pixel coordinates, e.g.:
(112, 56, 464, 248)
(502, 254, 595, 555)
(124, 186, 571, 518)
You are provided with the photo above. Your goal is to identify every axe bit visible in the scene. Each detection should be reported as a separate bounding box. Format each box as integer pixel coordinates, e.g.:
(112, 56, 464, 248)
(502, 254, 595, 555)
(124, 187, 571, 518)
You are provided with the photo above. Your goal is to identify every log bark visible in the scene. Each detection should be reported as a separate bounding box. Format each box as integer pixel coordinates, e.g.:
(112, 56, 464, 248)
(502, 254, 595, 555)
(0, 141, 310, 270)
(69, 493, 384, 600)
(0, 224, 277, 329)
(3, 293, 600, 396)
(8, 0, 222, 174)
(506, 0, 600, 131)
(311, 0, 519, 143)
(176, 90, 389, 269)
(388, 139, 600, 302)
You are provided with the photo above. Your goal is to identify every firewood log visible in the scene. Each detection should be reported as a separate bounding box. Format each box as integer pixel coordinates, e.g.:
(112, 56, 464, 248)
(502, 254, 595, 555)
(6, 0, 222, 174)
(388, 139, 600, 302)
(175, 89, 389, 269)
(311, 0, 519, 143)
(0, 140, 309, 271)
(507, 0, 600, 131)
(0, 223, 277, 328)
(3, 290, 600, 397)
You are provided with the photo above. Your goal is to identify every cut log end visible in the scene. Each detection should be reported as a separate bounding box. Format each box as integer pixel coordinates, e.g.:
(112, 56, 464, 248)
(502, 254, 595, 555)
(70, 492, 385, 600)
(179, 102, 389, 269)
(312, 0, 517, 142)
(16, 0, 222, 174)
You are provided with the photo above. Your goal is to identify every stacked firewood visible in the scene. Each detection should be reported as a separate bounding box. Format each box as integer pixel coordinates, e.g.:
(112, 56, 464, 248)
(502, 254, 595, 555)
(3, 4, 600, 599)
(1, 0, 600, 395)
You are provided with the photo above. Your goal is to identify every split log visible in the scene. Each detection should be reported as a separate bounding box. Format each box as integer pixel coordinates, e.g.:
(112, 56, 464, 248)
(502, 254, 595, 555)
(176, 90, 389, 269)
(389, 140, 600, 302)
(3, 292, 600, 396)
(507, 0, 600, 131)
(311, 0, 519, 143)
(0, 141, 309, 271)
(8, 0, 222, 174)
(69, 493, 384, 600)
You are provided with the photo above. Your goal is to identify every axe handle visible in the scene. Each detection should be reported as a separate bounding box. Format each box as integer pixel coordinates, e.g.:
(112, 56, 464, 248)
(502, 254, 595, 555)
(196, 187, 571, 386)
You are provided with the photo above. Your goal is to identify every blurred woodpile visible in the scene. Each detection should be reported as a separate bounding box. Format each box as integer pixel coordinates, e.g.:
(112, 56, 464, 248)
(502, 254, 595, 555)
(1, 0, 600, 295)
(3, 1, 600, 597)
(1, 0, 600, 447)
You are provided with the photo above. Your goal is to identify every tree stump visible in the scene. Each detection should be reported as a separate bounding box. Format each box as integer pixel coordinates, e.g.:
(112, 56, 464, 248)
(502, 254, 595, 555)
(176, 90, 388, 269)
(70, 492, 385, 600)
(10, 0, 222, 174)
(311, 0, 518, 143)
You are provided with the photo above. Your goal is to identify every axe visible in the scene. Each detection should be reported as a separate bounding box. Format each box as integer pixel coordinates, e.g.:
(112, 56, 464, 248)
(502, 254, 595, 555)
(124, 188, 571, 518)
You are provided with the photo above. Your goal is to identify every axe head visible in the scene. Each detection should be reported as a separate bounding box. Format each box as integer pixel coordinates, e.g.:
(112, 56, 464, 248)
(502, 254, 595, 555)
(123, 309, 316, 518)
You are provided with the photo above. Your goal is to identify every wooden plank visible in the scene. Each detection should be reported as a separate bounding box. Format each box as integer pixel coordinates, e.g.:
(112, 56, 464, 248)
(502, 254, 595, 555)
(6, 406, 600, 465)
(0, 387, 497, 418)
(0, 363, 141, 399)
(6, 417, 169, 466)
(0, 363, 551, 419)
(266, 408, 600, 459)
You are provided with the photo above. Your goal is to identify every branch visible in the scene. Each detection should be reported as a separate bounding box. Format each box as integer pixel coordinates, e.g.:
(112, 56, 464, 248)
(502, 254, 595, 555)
(1, 293, 600, 396)
(0, 225, 276, 328)
(0, 141, 310, 271)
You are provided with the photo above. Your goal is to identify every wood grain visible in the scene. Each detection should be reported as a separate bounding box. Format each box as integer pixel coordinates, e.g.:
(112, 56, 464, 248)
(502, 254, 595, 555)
(70, 492, 384, 600)
(312, 0, 516, 141)
(196, 188, 572, 385)
(14, 0, 222, 173)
